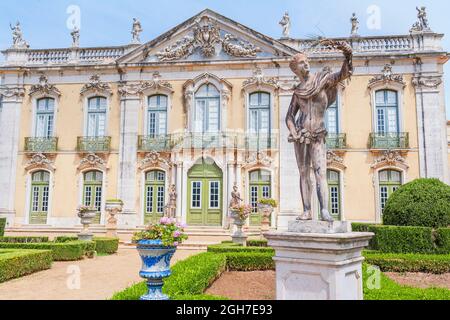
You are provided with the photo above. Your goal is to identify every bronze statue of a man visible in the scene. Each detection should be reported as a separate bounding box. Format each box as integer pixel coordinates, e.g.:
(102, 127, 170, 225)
(286, 40, 353, 222)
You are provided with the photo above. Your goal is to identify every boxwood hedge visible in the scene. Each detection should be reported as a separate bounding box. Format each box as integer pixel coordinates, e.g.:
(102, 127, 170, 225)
(0, 237, 49, 243)
(0, 218, 6, 237)
(0, 241, 91, 261)
(93, 238, 119, 255)
(0, 249, 53, 283)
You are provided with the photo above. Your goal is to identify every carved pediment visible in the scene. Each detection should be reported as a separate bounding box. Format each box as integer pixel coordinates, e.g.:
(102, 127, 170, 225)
(29, 75, 61, 97)
(242, 68, 279, 92)
(81, 75, 112, 96)
(25, 153, 56, 172)
(78, 153, 108, 172)
(327, 151, 346, 170)
(139, 152, 173, 171)
(368, 64, 405, 89)
(371, 150, 409, 170)
(243, 152, 273, 168)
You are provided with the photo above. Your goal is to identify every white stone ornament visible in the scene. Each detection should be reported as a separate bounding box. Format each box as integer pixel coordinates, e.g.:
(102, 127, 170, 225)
(29, 75, 61, 97)
(10, 21, 29, 49)
(279, 12, 291, 38)
(131, 18, 143, 44)
(81, 75, 112, 95)
(350, 13, 359, 37)
(242, 67, 279, 90)
(410, 6, 432, 33)
(25, 153, 56, 172)
(368, 64, 405, 88)
(71, 27, 80, 48)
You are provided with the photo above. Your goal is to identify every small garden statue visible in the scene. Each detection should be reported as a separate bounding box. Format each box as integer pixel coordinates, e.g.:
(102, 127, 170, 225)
(105, 199, 123, 238)
(258, 198, 278, 232)
(132, 217, 188, 300)
(77, 205, 97, 241)
(165, 185, 177, 218)
(229, 183, 243, 208)
(229, 204, 252, 246)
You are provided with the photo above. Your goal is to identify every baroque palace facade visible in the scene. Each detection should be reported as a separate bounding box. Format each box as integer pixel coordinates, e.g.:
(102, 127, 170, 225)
(0, 9, 448, 235)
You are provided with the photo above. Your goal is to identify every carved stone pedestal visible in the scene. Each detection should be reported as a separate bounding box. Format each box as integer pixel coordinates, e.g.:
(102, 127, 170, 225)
(105, 201, 123, 238)
(264, 223, 373, 300)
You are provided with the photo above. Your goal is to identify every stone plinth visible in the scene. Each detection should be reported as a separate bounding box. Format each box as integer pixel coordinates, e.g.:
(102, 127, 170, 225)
(264, 229, 373, 300)
(288, 220, 351, 234)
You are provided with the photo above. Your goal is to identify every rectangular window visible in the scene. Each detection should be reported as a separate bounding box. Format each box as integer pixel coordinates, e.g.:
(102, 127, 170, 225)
(209, 181, 220, 209)
(32, 186, 40, 212)
(250, 186, 258, 213)
(207, 99, 219, 132)
(84, 186, 92, 206)
(380, 186, 388, 212)
(94, 186, 102, 211)
(146, 186, 154, 213)
(377, 108, 385, 134)
(157, 186, 165, 213)
(191, 181, 202, 209)
(42, 186, 49, 212)
(262, 186, 270, 199)
(330, 186, 339, 215)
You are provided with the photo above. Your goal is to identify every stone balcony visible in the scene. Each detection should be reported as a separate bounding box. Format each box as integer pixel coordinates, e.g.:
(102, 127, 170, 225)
(77, 136, 111, 153)
(326, 133, 347, 150)
(24, 137, 58, 153)
(368, 132, 410, 150)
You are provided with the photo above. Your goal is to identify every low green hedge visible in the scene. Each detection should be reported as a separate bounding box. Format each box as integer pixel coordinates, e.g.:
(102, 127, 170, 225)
(53, 236, 78, 243)
(0, 218, 6, 237)
(0, 249, 53, 283)
(246, 240, 268, 247)
(364, 251, 450, 274)
(435, 228, 450, 254)
(0, 241, 91, 261)
(225, 252, 274, 271)
(0, 237, 49, 243)
(94, 238, 119, 255)
(207, 243, 274, 254)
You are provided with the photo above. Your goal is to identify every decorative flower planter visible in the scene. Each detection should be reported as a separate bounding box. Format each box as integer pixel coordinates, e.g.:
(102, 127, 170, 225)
(78, 209, 97, 241)
(230, 210, 248, 246)
(105, 201, 123, 238)
(258, 204, 274, 232)
(136, 239, 176, 301)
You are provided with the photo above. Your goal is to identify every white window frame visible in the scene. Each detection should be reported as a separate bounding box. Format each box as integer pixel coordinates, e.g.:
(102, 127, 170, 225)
(191, 181, 202, 209)
(208, 180, 220, 210)
(83, 94, 110, 138)
(31, 94, 59, 138)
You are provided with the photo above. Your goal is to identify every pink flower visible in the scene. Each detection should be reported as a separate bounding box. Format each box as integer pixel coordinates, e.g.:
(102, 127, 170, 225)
(173, 231, 182, 238)
(173, 242, 179, 246)
(160, 217, 170, 225)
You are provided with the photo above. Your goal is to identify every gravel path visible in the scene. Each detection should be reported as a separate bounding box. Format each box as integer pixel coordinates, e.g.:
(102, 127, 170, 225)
(0, 247, 202, 300)
(385, 272, 450, 289)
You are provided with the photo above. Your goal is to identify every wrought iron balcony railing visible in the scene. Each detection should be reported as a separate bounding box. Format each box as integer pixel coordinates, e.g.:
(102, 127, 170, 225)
(77, 136, 111, 153)
(138, 135, 176, 152)
(25, 137, 58, 153)
(243, 133, 278, 151)
(369, 132, 409, 150)
(326, 133, 347, 150)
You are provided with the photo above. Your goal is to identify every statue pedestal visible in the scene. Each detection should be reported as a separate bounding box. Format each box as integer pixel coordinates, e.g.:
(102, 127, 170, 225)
(264, 221, 373, 300)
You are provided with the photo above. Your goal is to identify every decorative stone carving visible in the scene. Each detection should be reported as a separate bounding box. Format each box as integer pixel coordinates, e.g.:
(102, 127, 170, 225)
(81, 75, 112, 96)
(78, 153, 108, 172)
(29, 75, 61, 97)
(244, 151, 273, 168)
(279, 12, 291, 38)
(25, 153, 56, 172)
(155, 16, 262, 61)
(9, 21, 29, 49)
(410, 6, 432, 33)
(350, 13, 359, 37)
(131, 18, 143, 44)
(368, 64, 405, 88)
(71, 27, 80, 48)
(242, 67, 279, 91)
(139, 152, 173, 171)
(118, 82, 148, 97)
(371, 150, 409, 170)
(149, 72, 174, 92)
(412, 76, 442, 89)
(0, 86, 25, 99)
(326, 151, 346, 170)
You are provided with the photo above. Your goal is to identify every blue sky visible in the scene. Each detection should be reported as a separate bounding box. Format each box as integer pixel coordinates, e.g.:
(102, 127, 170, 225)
(1, 0, 449, 118)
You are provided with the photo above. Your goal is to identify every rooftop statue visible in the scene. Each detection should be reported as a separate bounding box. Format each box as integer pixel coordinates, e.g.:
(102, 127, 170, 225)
(350, 13, 359, 36)
(10, 21, 29, 49)
(279, 12, 291, 38)
(286, 39, 353, 222)
(131, 18, 143, 44)
(71, 27, 80, 48)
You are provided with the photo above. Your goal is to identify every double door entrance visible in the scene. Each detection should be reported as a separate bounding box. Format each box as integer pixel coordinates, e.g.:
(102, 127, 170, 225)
(187, 159, 223, 226)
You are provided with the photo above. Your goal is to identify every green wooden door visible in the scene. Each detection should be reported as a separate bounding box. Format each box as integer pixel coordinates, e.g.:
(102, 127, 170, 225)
(379, 169, 401, 214)
(187, 159, 223, 226)
(327, 170, 341, 221)
(144, 170, 166, 224)
(249, 170, 271, 226)
(83, 171, 103, 224)
(30, 171, 50, 224)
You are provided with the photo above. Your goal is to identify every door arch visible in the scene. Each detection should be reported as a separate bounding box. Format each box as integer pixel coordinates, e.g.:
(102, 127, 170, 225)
(187, 158, 223, 226)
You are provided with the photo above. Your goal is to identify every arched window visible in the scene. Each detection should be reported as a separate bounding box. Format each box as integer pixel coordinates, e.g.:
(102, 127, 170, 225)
(30, 171, 50, 224)
(144, 170, 166, 224)
(379, 169, 402, 213)
(327, 170, 341, 220)
(35, 98, 55, 138)
(87, 97, 107, 137)
(83, 170, 103, 224)
(375, 90, 399, 134)
(249, 169, 271, 226)
(194, 84, 220, 133)
(249, 92, 270, 134)
(147, 95, 168, 137)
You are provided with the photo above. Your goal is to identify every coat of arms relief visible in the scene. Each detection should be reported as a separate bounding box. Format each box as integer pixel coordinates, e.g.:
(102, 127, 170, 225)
(155, 17, 262, 61)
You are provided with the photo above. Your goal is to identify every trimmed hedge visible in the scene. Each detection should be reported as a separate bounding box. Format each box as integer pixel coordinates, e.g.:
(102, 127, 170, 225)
(94, 238, 119, 255)
(0, 249, 53, 283)
(435, 228, 450, 254)
(207, 244, 274, 254)
(0, 218, 6, 237)
(0, 237, 49, 244)
(382, 178, 450, 228)
(54, 236, 78, 243)
(0, 241, 91, 261)
(246, 240, 268, 247)
(364, 251, 450, 274)
(225, 252, 274, 271)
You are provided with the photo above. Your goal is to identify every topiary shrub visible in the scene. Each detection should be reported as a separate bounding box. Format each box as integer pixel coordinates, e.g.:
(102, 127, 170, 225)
(383, 178, 450, 228)
(0, 218, 6, 237)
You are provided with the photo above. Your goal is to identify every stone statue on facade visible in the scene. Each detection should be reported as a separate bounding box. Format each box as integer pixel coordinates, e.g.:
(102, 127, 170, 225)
(165, 184, 177, 218)
(350, 13, 359, 36)
(71, 27, 80, 48)
(131, 18, 143, 44)
(229, 184, 243, 209)
(10, 21, 29, 49)
(411, 6, 431, 32)
(286, 39, 353, 222)
(279, 12, 291, 38)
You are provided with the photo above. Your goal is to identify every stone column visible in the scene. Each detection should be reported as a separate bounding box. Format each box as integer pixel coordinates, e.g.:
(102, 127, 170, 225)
(0, 86, 25, 227)
(117, 84, 141, 220)
(278, 92, 301, 230)
(265, 226, 373, 300)
(413, 74, 449, 183)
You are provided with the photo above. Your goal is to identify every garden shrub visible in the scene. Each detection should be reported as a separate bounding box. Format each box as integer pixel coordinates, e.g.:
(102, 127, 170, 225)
(368, 225, 435, 254)
(0, 218, 6, 237)
(225, 252, 274, 271)
(364, 251, 450, 274)
(0, 241, 88, 261)
(53, 236, 78, 243)
(0, 249, 53, 283)
(382, 178, 450, 228)
(435, 228, 450, 254)
(351, 223, 373, 232)
(246, 240, 268, 247)
(207, 243, 274, 254)
(0, 237, 49, 244)
(93, 237, 119, 254)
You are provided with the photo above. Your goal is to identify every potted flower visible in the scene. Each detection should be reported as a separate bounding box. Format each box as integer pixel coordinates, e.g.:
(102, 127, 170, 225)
(229, 204, 252, 245)
(258, 198, 277, 232)
(77, 205, 97, 241)
(132, 217, 188, 300)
